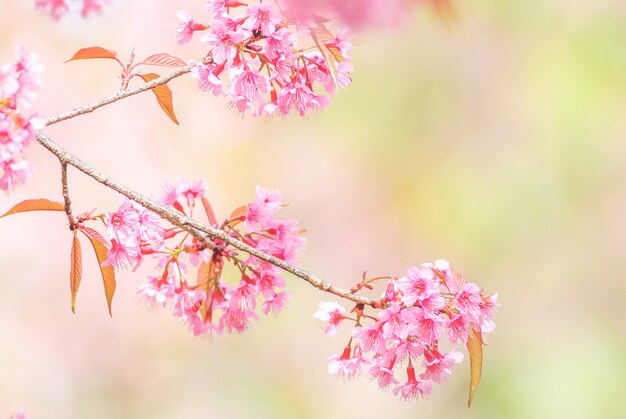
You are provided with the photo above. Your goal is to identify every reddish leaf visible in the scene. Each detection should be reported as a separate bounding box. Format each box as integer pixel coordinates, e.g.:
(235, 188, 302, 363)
(310, 24, 343, 90)
(79, 226, 109, 245)
(65, 47, 118, 63)
(139, 73, 179, 125)
(141, 53, 186, 68)
(70, 232, 83, 313)
(201, 197, 218, 227)
(1, 199, 64, 218)
(198, 256, 223, 320)
(80, 227, 116, 316)
(467, 325, 483, 407)
(227, 205, 248, 228)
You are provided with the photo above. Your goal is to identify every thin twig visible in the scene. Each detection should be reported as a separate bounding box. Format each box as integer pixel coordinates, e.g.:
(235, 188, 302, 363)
(35, 132, 379, 307)
(45, 56, 212, 127)
(60, 162, 76, 230)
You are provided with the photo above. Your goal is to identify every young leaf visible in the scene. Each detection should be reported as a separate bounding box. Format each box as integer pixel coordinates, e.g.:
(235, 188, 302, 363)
(141, 53, 186, 68)
(139, 73, 179, 125)
(80, 226, 116, 316)
(310, 24, 343, 90)
(467, 325, 484, 407)
(70, 232, 83, 313)
(201, 197, 218, 227)
(198, 255, 222, 320)
(1, 199, 64, 218)
(227, 205, 248, 228)
(65, 47, 118, 63)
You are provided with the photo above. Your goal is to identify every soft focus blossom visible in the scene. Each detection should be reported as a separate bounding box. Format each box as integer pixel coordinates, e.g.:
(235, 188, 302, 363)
(36, 0, 110, 20)
(1, 48, 43, 191)
(81, 0, 109, 18)
(10, 410, 29, 419)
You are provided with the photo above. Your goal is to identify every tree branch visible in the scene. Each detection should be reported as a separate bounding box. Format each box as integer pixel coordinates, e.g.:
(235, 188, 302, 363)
(60, 162, 76, 230)
(35, 132, 379, 307)
(45, 56, 212, 127)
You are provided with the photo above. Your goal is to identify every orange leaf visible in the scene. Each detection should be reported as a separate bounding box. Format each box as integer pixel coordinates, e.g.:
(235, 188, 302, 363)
(70, 232, 83, 313)
(310, 24, 343, 90)
(467, 325, 483, 407)
(139, 73, 179, 125)
(198, 256, 222, 320)
(65, 47, 118, 62)
(201, 197, 218, 227)
(81, 227, 116, 316)
(79, 226, 109, 245)
(227, 205, 248, 228)
(1, 199, 64, 218)
(141, 53, 186, 68)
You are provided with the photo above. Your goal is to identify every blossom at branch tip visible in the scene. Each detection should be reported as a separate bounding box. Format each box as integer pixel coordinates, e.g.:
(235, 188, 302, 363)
(317, 261, 497, 401)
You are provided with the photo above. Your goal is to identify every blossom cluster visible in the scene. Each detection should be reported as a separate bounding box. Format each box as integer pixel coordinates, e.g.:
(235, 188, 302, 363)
(91, 178, 304, 336)
(177, 1, 353, 117)
(315, 260, 498, 400)
(0, 48, 43, 191)
(35, 0, 110, 20)
(9, 411, 29, 419)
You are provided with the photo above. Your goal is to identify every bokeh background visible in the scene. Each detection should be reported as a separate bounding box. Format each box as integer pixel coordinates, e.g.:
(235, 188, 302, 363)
(2, 0, 626, 418)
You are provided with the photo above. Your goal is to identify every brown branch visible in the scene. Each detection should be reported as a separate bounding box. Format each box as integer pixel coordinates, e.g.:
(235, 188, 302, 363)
(35, 132, 379, 307)
(45, 56, 212, 127)
(60, 162, 76, 230)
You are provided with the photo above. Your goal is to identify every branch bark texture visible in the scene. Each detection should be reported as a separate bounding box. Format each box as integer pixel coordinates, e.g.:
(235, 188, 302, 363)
(36, 131, 377, 307)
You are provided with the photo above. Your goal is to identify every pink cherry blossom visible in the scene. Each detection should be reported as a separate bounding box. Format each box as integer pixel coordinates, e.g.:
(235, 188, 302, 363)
(318, 260, 496, 401)
(0, 48, 42, 191)
(233, 66, 270, 102)
(191, 64, 224, 96)
(420, 348, 463, 384)
(102, 238, 142, 271)
(242, 3, 281, 36)
(180, 2, 353, 117)
(200, 19, 247, 64)
(176, 10, 208, 45)
(314, 301, 346, 337)
(35, 0, 69, 21)
(262, 291, 290, 315)
(328, 344, 369, 379)
(369, 357, 399, 389)
(10, 410, 29, 419)
(393, 364, 433, 400)
(81, 0, 109, 18)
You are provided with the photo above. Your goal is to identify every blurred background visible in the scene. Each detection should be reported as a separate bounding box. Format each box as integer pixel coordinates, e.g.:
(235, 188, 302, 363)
(1, 0, 626, 418)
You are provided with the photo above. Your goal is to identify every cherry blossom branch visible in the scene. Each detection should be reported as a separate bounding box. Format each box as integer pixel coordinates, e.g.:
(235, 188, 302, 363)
(36, 131, 379, 307)
(60, 162, 76, 230)
(45, 56, 212, 126)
